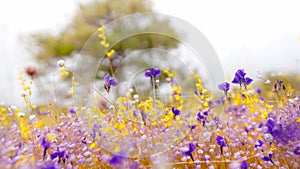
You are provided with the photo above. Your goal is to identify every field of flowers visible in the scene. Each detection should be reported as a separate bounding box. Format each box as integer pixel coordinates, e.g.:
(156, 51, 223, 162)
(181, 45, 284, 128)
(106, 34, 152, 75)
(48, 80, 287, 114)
(0, 59, 300, 169)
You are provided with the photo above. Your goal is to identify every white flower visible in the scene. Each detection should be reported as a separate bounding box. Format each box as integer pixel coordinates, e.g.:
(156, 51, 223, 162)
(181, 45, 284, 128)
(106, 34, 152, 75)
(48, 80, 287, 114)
(133, 94, 139, 99)
(18, 112, 25, 117)
(29, 115, 36, 121)
(264, 133, 273, 141)
(265, 79, 271, 84)
(57, 60, 66, 67)
(20, 91, 27, 97)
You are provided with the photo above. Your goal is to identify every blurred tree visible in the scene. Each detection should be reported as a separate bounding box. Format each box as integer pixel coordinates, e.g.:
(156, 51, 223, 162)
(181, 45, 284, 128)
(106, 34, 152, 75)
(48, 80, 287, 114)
(29, 0, 178, 62)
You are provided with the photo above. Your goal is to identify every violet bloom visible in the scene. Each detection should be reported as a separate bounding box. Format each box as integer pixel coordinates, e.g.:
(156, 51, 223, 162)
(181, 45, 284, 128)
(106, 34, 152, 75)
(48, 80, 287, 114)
(197, 111, 208, 126)
(182, 143, 196, 161)
(256, 88, 262, 94)
(188, 125, 196, 130)
(42, 164, 56, 169)
(50, 147, 66, 161)
(171, 107, 180, 119)
(104, 74, 118, 92)
(265, 119, 300, 144)
(41, 137, 50, 158)
(141, 111, 147, 126)
(254, 139, 264, 149)
(293, 146, 300, 155)
(232, 69, 253, 89)
(240, 161, 249, 169)
(216, 135, 226, 154)
(262, 153, 274, 164)
(129, 161, 140, 169)
(109, 153, 127, 166)
(144, 68, 161, 78)
(218, 82, 230, 93)
(69, 108, 76, 114)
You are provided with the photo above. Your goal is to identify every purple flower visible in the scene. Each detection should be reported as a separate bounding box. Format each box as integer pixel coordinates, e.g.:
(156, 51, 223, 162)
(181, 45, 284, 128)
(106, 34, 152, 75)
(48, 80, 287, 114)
(104, 74, 118, 92)
(262, 153, 274, 164)
(218, 82, 230, 92)
(273, 80, 286, 92)
(42, 164, 56, 169)
(188, 125, 196, 130)
(141, 111, 147, 126)
(144, 68, 161, 78)
(109, 153, 127, 166)
(69, 108, 76, 114)
(216, 135, 226, 147)
(232, 69, 253, 89)
(244, 126, 249, 133)
(216, 135, 226, 154)
(129, 161, 140, 169)
(171, 107, 180, 118)
(254, 139, 264, 149)
(293, 146, 300, 155)
(182, 143, 196, 161)
(41, 137, 50, 158)
(256, 88, 262, 94)
(265, 119, 300, 144)
(240, 161, 249, 169)
(50, 147, 66, 161)
(197, 111, 208, 126)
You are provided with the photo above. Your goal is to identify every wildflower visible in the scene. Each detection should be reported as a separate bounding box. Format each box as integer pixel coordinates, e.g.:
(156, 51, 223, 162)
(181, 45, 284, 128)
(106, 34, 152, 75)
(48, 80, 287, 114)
(42, 164, 57, 169)
(263, 134, 273, 142)
(18, 112, 25, 118)
(265, 119, 300, 144)
(265, 79, 271, 84)
(203, 132, 212, 142)
(240, 161, 249, 169)
(41, 137, 51, 158)
(232, 69, 253, 89)
(57, 60, 66, 67)
(141, 111, 147, 126)
(254, 139, 264, 149)
(256, 88, 262, 94)
(69, 108, 76, 114)
(107, 49, 115, 58)
(218, 82, 230, 93)
(104, 74, 118, 92)
(129, 160, 140, 169)
(293, 146, 300, 155)
(197, 110, 208, 126)
(109, 153, 127, 166)
(20, 91, 27, 97)
(50, 147, 66, 162)
(171, 107, 180, 119)
(262, 153, 274, 164)
(273, 80, 286, 93)
(216, 135, 226, 154)
(144, 68, 161, 78)
(26, 66, 37, 76)
(182, 143, 196, 161)
(188, 125, 196, 130)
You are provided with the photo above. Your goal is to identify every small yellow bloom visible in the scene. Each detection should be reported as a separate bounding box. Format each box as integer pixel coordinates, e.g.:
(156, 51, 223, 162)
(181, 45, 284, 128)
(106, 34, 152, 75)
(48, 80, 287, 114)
(46, 133, 56, 141)
(107, 49, 115, 58)
(90, 142, 98, 149)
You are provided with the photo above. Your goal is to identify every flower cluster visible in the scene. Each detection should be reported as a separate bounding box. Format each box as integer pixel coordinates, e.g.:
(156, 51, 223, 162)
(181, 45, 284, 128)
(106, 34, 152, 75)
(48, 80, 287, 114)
(0, 68, 299, 169)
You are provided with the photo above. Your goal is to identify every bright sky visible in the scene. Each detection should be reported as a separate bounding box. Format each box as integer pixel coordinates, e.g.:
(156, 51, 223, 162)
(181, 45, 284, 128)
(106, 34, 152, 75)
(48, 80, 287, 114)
(0, 0, 300, 105)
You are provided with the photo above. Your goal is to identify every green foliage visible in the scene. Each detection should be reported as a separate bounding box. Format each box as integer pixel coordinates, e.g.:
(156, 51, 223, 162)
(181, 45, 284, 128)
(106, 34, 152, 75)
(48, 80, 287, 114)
(30, 0, 179, 61)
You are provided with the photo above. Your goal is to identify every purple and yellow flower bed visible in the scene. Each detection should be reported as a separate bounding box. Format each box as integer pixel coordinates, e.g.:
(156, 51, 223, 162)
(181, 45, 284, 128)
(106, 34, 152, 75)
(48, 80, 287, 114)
(0, 66, 300, 169)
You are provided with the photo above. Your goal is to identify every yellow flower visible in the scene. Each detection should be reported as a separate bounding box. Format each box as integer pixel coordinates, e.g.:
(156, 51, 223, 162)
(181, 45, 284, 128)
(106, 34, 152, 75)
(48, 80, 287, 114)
(107, 49, 115, 58)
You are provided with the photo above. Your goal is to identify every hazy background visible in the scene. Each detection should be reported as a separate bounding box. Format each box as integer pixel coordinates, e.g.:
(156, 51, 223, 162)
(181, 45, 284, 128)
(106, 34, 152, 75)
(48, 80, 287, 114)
(1, 0, 300, 105)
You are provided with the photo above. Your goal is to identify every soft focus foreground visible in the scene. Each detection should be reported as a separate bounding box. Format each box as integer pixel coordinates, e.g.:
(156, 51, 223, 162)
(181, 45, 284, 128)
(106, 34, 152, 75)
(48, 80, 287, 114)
(0, 65, 300, 169)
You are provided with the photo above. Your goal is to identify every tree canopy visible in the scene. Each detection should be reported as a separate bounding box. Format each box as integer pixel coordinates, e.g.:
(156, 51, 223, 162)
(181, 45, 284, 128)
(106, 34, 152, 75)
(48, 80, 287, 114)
(30, 0, 179, 62)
